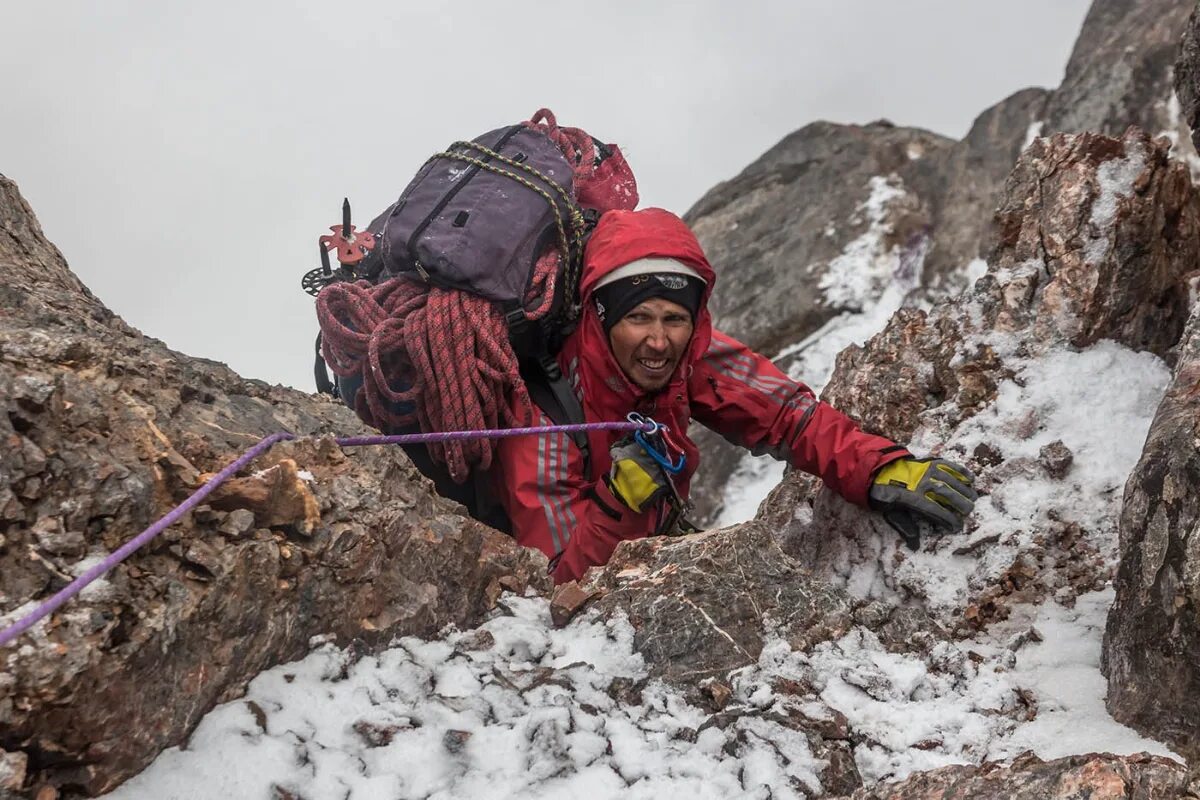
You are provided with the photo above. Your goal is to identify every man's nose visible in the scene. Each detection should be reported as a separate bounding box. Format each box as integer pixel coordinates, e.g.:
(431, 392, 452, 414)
(644, 325, 669, 349)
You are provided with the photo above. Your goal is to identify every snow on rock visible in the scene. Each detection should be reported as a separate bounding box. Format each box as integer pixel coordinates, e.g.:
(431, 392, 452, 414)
(1021, 120, 1045, 151)
(104, 588, 1177, 799)
(104, 598, 831, 800)
(818, 176, 911, 312)
(753, 629, 1021, 785)
(979, 590, 1177, 764)
(767, 129, 1198, 628)
(1085, 141, 1145, 267)
(876, 339, 1172, 616)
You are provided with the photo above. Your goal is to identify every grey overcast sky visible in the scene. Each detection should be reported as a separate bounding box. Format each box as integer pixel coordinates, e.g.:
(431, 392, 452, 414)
(2, 1, 1091, 391)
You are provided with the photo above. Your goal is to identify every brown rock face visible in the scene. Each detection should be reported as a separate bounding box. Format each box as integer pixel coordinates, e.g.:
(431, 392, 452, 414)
(833, 751, 1193, 800)
(0, 175, 551, 796)
(1103, 303, 1200, 760)
(760, 129, 1198, 623)
(581, 523, 857, 684)
(827, 128, 1197, 443)
(1178, 4, 1200, 154)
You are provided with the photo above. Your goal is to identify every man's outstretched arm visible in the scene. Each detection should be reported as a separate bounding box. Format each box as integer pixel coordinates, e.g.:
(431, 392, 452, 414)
(688, 328, 909, 506)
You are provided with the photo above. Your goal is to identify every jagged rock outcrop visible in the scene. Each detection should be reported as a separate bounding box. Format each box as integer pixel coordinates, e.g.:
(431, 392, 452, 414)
(929, 0, 1197, 282)
(687, 121, 952, 358)
(1044, 0, 1197, 149)
(1178, 3, 1200, 153)
(759, 129, 1199, 624)
(685, 0, 1198, 526)
(825, 128, 1197, 432)
(574, 523, 942, 685)
(821, 15, 1199, 301)
(834, 751, 1194, 799)
(0, 175, 551, 796)
(558, 522, 954, 796)
(1103, 302, 1200, 760)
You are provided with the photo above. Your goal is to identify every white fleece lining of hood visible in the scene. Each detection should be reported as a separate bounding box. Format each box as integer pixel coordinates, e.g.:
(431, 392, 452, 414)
(592, 257, 707, 290)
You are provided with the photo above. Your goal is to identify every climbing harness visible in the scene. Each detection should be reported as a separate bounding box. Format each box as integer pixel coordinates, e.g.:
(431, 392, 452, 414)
(0, 418, 656, 649)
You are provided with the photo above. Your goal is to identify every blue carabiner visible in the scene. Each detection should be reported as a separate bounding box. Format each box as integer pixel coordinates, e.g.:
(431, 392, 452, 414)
(633, 428, 686, 474)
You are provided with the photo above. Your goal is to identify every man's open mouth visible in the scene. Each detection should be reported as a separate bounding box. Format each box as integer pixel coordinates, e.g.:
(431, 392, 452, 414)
(638, 357, 670, 371)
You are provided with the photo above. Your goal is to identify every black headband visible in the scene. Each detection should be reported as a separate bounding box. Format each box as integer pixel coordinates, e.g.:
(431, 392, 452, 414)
(593, 273, 704, 336)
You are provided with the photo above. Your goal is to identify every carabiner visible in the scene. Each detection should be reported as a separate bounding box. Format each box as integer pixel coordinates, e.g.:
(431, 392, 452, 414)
(625, 411, 660, 435)
(633, 429, 686, 474)
(625, 412, 685, 474)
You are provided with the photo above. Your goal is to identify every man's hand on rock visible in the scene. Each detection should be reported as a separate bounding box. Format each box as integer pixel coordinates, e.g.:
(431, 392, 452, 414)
(869, 456, 977, 550)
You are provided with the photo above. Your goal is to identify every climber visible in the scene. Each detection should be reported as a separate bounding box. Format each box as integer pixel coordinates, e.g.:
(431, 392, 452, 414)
(489, 207, 977, 583)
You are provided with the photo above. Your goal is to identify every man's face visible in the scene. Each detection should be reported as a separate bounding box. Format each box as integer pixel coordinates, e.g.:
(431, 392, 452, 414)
(607, 297, 695, 392)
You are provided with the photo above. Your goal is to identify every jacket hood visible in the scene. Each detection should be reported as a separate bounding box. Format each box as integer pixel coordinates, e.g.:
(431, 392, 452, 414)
(580, 207, 717, 304)
(557, 208, 717, 480)
(574, 208, 716, 377)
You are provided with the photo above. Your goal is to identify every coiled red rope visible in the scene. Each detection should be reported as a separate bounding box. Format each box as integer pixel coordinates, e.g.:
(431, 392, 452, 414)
(316, 254, 559, 482)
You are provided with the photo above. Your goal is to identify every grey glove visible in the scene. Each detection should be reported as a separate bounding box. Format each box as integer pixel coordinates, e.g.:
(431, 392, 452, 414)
(869, 456, 978, 550)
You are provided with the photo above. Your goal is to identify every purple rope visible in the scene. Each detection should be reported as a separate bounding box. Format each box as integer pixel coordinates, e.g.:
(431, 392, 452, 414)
(333, 421, 643, 447)
(0, 421, 648, 648)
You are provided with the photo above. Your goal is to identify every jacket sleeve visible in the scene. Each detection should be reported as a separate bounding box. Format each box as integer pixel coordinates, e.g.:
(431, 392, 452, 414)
(688, 329, 909, 507)
(490, 413, 655, 584)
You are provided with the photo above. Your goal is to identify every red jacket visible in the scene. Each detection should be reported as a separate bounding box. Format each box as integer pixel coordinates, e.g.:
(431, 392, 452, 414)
(490, 208, 908, 583)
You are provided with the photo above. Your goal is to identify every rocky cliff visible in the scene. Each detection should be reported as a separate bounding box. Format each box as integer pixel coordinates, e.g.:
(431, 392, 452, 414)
(685, 0, 1200, 527)
(0, 175, 549, 795)
(1101, 5, 1200, 749)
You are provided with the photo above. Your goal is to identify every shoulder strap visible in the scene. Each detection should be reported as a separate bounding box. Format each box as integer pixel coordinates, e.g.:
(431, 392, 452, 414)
(314, 332, 337, 397)
(523, 354, 593, 480)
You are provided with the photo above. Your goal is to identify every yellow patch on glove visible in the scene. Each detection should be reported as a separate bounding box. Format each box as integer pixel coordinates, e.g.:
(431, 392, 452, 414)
(870, 455, 978, 538)
(609, 457, 662, 513)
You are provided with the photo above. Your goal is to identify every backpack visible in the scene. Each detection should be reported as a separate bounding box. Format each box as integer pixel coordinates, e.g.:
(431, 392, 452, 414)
(304, 110, 638, 529)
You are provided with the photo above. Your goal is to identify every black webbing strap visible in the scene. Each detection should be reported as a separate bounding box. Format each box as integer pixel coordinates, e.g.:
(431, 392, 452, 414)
(313, 332, 336, 397)
(523, 353, 592, 480)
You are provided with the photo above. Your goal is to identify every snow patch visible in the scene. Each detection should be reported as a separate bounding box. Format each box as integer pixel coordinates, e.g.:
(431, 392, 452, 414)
(977, 589, 1179, 764)
(964, 258, 988, 289)
(1159, 75, 1200, 179)
(102, 586, 1179, 798)
(818, 176, 909, 311)
(1085, 144, 1145, 266)
(1022, 120, 1045, 151)
(104, 598, 824, 800)
(713, 458, 787, 529)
